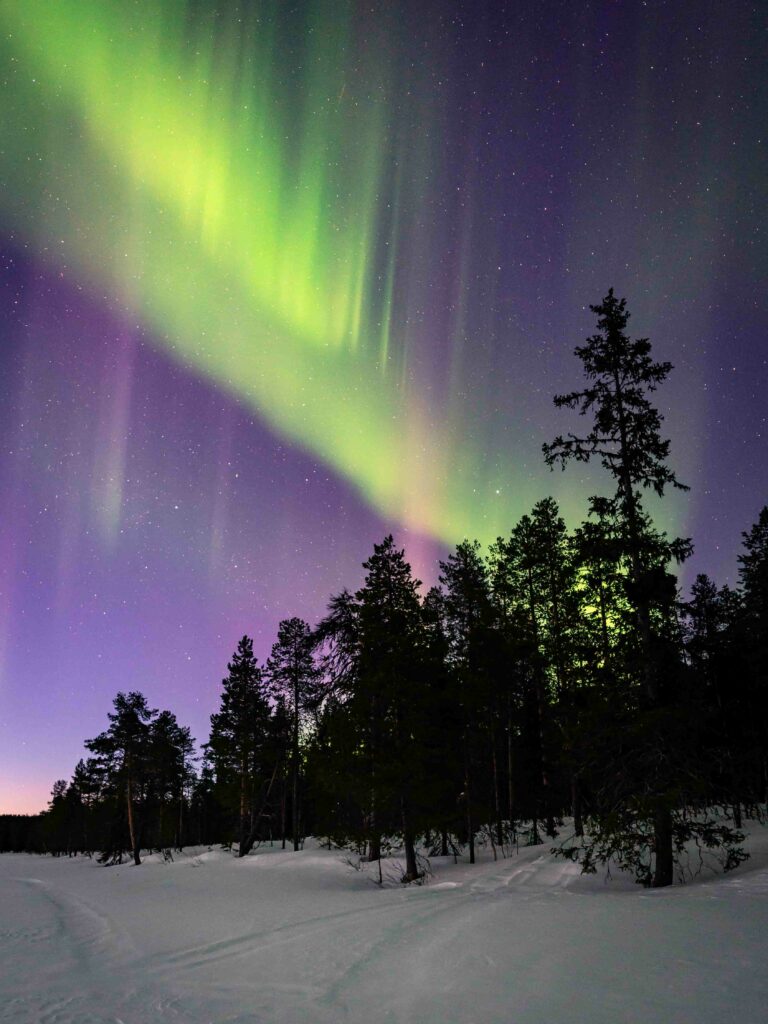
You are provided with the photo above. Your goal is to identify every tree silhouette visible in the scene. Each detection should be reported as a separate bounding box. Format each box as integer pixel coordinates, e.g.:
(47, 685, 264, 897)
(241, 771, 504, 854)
(266, 618, 320, 851)
(206, 636, 270, 856)
(86, 691, 156, 865)
(543, 289, 689, 887)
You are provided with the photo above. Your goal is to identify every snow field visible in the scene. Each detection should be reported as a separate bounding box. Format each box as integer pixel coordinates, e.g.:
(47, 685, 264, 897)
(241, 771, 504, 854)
(1, 824, 768, 1024)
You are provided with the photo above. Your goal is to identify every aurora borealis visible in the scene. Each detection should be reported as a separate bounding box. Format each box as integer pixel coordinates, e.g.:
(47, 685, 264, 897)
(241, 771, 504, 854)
(1, 0, 766, 812)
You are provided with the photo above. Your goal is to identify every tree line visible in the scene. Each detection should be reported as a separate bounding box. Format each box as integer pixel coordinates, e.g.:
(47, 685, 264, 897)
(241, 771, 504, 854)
(4, 291, 766, 887)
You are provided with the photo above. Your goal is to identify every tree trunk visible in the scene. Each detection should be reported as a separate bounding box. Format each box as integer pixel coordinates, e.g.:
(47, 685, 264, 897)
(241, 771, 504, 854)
(614, 426, 677, 887)
(401, 796, 419, 882)
(463, 737, 475, 864)
(238, 753, 248, 857)
(527, 576, 554, 841)
(490, 725, 503, 847)
(571, 772, 583, 837)
(281, 779, 287, 850)
(367, 780, 380, 862)
(368, 832, 381, 863)
(176, 788, 184, 851)
(241, 758, 281, 857)
(507, 706, 515, 834)
(534, 673, 554, 839)
(292, 679, 300, 852)
(126, 773, 141, 866)
(652, 802, 673, 887)
(597, 570, 611, 669)
(367, 697, 380, 862)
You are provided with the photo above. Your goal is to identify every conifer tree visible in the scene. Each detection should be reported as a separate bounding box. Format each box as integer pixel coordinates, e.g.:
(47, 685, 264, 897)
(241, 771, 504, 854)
(148, 710, 195, 851)
(206, 636, 270, 856)
(69, 759, 98, 855)
(44, 780, 71, 856)
(313, 589, 368, 851)
(265, 696, 292, 847)
(543, 290, 689, 886)
(86, 691, 156, 865)
(421, 585, 465, 855)
(439, 540, 494, 862)
(356, 536, 425, 881)
(315, 538, 427, 878)
(266, 618, 319, 851)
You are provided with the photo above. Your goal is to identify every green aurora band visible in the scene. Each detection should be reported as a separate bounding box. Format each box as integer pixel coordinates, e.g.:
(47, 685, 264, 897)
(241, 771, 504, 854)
(0, 0, 675, 545)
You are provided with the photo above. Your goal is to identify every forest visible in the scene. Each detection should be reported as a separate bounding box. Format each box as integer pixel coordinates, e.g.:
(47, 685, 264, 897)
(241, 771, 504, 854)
(4, 291, 766, 889)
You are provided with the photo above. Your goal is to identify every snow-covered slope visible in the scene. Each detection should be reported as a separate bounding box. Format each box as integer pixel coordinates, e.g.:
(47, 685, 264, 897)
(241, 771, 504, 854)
(2, 826, 767, 1024)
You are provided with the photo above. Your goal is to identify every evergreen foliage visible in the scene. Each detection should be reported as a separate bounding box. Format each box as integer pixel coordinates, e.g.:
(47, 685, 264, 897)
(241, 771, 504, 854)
(544, 289, 694, 886)
(205, 636, 272, 856)
(265, 617, 320, 851)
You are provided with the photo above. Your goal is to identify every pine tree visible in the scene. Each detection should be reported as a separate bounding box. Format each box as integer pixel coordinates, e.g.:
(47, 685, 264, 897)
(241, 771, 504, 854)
(265, 696, 292, 848)
(69, 760, 96, 855)
(356, 537, 425, 881)
(206, 636, 270, 856)
(543, 290, 689, 886)
(148, 710, 195, 851)
(439, 540, 494, 861)
(44, 780, 70, 856)
(85, 692, 156, 865)
(313, 537, 427, 879)
(266, 618, 320, 851)
(313, 589, 368, 852)
(420, 585, 465, 856)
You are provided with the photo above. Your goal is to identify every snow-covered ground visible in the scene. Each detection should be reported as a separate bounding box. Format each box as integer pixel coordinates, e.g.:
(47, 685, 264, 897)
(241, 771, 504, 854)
(2, 825, 767, 1024)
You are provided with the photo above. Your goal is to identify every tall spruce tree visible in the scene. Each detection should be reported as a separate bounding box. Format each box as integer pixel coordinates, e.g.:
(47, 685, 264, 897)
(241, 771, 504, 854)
(356, 536, 425, 881)
(148, 710, 195, 851)
(439, 540, 494, 862)
(70, 758, 99, 855)
(206, 636, 270, 856)
(313, 589, 369, 852)
(312, 541, 427, 877)
(266, 618, 320, 851)
(543, 289, 689, 886)
(420, 585, 465, 855)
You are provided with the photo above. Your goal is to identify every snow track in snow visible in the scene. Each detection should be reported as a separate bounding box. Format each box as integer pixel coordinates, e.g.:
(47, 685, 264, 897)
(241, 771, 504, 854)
(2, 829, 768, 1023)
(0, 872, 191, 1023)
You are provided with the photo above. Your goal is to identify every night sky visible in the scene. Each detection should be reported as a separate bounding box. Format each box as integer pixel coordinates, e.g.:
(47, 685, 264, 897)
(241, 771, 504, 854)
(1, 0, 766, 813)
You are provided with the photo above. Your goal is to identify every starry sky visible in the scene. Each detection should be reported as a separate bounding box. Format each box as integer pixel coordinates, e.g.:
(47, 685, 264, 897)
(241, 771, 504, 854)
(1, 0, 766, 813)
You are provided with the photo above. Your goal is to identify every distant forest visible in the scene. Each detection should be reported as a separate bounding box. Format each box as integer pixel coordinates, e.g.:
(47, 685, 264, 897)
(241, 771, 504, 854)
(3, 292, 766, 888)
